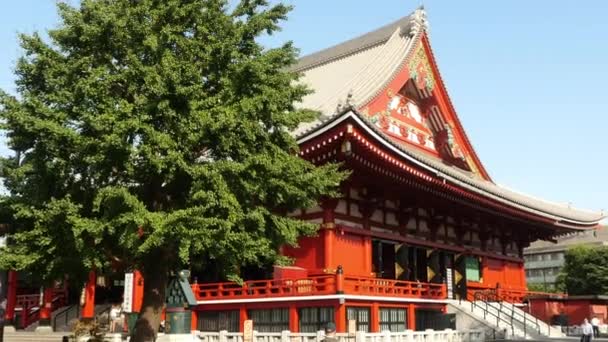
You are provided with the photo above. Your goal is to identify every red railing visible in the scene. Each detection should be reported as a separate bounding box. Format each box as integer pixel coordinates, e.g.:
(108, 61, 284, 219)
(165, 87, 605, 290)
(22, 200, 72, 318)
(467, 282, 567, 303)
(193, 275, 336, 300)
(14, 290, 67, 329)
(192, 275, 446, 301)
(343, 276, 446, 299)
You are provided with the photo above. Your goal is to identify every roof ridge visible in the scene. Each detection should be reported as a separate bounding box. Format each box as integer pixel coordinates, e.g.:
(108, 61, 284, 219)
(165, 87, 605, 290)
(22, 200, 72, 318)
(292, 13, 415, 72)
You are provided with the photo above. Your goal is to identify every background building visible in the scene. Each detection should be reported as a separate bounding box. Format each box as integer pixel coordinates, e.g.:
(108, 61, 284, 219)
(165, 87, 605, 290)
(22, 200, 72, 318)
(524, 226, 608, 290)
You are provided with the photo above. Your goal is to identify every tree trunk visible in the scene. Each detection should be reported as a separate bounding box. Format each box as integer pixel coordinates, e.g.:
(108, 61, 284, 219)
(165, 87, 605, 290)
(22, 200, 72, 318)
(130, 252, 168, 342)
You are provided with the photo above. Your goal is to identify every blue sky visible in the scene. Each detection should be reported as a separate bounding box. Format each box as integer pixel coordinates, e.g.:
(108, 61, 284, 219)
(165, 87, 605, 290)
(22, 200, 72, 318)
(1, 0, 606, 217)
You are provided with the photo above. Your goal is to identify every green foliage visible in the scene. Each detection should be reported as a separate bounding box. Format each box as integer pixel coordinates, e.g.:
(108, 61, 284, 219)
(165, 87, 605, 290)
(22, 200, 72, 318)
(0, 0, 346, 285)
(555, 246, 608, 295)
(527, 282, 562, 294)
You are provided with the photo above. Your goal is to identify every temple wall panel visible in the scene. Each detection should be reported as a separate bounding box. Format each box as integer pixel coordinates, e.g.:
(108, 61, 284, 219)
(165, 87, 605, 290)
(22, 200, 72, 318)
(350, 203, 362, 218)
(419, 220, 429, 233)
(406, 218, 416, 230)
(333, 233, 370, 276)
(283, 235, 324, 271)
(371, 209, 383, 223)
(335, 200, 348, 215)
(447, 226, 456, 239)
(349, 188, 361, 200)
(470, 232, 480, 247)
(386, 212, 398, 226)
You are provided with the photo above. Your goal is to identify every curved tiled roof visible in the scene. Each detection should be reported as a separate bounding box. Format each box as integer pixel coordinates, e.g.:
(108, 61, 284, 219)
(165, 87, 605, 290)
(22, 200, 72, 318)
(299, 110, 605, 226)
(292, 8, 605, 226)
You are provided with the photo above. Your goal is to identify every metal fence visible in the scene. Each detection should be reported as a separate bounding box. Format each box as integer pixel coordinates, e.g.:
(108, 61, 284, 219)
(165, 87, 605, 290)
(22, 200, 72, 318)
(195, 329, 484, 342)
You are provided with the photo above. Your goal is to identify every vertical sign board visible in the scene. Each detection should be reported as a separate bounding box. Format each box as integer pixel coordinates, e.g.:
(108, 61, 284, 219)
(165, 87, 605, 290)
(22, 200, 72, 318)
(445, 267, 453, 299)
(243, 319, 253, 342)
(348, 319, 356, 335)
(123, 273, 134, 313)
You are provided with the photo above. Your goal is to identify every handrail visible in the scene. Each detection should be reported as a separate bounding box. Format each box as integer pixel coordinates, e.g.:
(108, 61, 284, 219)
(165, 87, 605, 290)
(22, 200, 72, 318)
(471, 290, 514, 338)
(52, 304, 80, 332)
(472, 289, 544, 339)
(96, 304, 112, 331)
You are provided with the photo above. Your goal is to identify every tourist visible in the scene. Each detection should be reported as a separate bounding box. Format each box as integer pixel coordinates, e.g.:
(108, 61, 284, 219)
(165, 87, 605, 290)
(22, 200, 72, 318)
(591, 316, 600, 338)
(109, 303, 124, 333)
(322, 322, 338, 342)
(581, 318, 593, 342)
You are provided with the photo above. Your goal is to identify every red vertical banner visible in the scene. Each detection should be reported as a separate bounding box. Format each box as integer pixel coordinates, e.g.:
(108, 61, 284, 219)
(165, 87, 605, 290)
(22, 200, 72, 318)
(82, 270, 96, 320)
(132, 270, 144, 313)
(5, 271, 17, 323)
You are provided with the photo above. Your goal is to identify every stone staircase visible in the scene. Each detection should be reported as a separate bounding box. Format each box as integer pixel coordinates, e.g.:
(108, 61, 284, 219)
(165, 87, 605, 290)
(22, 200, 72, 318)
(448, 299, 566, 340)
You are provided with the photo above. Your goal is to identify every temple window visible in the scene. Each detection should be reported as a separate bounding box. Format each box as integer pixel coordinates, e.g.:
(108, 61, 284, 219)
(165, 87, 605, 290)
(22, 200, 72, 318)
(379, 308, 407, 332)
(248, 308, 289, 332)
(198, 310, 240, 332)
(299, 307, 335, 332)
(347, 307, 371, 332)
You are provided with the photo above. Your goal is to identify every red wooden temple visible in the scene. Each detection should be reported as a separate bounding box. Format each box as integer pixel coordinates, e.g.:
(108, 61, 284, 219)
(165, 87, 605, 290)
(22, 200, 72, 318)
(3, 7, 605, 334)
(187, 7, 604, 333)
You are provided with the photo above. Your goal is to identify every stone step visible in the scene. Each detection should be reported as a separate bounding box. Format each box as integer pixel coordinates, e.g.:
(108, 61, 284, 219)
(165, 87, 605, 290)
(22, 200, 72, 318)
(4, 332, 71, 342)
(4, 332, 125, 342)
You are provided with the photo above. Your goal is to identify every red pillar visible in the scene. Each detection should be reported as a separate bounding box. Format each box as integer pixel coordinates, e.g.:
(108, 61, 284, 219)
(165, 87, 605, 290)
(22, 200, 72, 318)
(321, 199, 338, 271)
(335, 302, 346, 333)
(38, 287, 54, 325)
(82, 270, 96, 320)
(132, 270, 144, 313)
(289, 304, 299, 332)
(407, 304, 416, 330)
(4, 270, 17, 325)
(191, 310, 198, 332)
(371, 303, 379, 332)
(239, 305, 248, 332)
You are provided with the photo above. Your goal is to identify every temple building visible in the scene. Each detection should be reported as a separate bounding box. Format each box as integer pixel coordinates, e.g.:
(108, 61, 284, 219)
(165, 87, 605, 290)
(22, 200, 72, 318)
(3, 6, 605, 336)
(187, 7, 604, 333)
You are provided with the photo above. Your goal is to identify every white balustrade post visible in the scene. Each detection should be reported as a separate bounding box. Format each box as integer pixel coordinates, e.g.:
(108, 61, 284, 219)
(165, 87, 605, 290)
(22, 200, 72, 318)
(355, 331, 366, 342)
(316, 330, 324, 342)
(220, 330, 229, 342)
(382, 330, 390, 342)
(281, 330, 290, 342)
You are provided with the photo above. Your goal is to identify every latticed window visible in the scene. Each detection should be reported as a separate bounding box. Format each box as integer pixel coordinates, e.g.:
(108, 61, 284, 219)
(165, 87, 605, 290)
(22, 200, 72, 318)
(379, 308, 406, 332)
(198, 310, 240, 332)
(299, 307, 335, 332)
(346, 307, 370, 332)
(248, 308, 289, 332)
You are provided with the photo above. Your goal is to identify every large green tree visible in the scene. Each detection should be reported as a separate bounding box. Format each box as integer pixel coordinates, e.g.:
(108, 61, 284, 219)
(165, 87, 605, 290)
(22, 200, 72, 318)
(0, 0, 345, 340)
(556, 246, 608, 295)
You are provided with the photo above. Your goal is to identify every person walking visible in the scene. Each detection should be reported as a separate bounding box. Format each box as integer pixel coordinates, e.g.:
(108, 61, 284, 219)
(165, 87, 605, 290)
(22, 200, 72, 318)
(591, 316, 600, 338)
(109, 303, 124, 333)
(322, 322, 338, 342)
(581, 318, 593, 342)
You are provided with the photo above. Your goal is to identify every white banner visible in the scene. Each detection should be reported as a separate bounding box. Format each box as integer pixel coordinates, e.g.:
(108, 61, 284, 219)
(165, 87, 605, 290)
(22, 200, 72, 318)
(123, 272, 134, 313)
